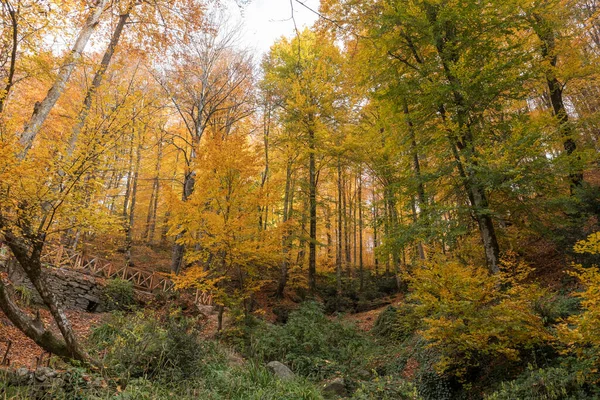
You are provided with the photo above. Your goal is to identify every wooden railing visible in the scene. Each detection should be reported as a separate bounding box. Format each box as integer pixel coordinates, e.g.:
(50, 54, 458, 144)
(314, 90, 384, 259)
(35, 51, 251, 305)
(194, 289, 213, 306)
(3, 242, 214, 304)
(1, 340, 11, 366)
(40, 245, 174, 292)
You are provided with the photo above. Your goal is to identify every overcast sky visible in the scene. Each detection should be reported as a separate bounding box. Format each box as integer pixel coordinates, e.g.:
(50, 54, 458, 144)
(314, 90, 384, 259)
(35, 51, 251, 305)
(226, 0, 320, 56)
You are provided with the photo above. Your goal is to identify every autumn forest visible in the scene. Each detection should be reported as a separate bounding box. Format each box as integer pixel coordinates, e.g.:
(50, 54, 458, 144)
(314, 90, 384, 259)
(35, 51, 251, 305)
(1, 0, 600, 398)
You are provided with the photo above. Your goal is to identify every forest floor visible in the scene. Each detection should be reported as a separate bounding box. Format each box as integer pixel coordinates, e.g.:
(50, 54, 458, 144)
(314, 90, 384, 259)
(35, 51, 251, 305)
(0, 308, 103, 369)
(338, 294, 404, 331)
(0, 292, 404, 370)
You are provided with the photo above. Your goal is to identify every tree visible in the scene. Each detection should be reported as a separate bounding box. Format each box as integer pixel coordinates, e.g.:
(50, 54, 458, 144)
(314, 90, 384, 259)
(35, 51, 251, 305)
(263, 29, 343, 292)
(170, 131, 281, 320)
(156, 14, 254, 273)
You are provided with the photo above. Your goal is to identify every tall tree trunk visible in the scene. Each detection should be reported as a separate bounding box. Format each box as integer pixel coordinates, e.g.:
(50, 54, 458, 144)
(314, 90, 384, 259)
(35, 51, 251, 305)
(372, 189, 379, 276)
(125, 140, 142, 267)
(386, 186, 402, 290)
(171, 137, 197, 274)
(532, 13, 583, 193)
(427, 6, 500, 273)
(343, 173, 351, 276)
(122, 132, 134, 260)
(259, 96, 271, 230)
(308, 126, 317, 293)
(19, 0, 108, 157)
(67, 9, 131, 155)
(336, 156, 343, 296)
(383, 192, 390, 274)
(276, 160, 293, 298)
(411, 197, 425, 261)
(352, 174, 357, 273)
(144, 140, 162, 243)
(403, 98, 426, 260)
(170, 170, 194, 274)
(358, 168, 364, 291)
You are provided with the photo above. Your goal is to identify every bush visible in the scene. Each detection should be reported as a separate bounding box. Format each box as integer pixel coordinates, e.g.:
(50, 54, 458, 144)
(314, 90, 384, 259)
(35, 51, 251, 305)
(90, 310, 205, 381)
(110, 362, 323, 399)
(2, 347, 323, 400)
(372, 304, 421, 342)
(557, 232, 600, 382)
(406, 258, 551, 378)
(101, 278, 137, 311)
(351, 375, 419, 399)
(486, 365, 592, 400)
(247, 301, 375, 380)
(535, 293, 581, 325)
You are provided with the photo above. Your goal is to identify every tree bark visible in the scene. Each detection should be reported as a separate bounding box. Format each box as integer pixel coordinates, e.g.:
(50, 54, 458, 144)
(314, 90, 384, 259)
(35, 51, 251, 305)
(427, 6, 500, 273)
(19, 0, 108, 157)
(276, 159, 293, 297)
(336, 156, 343, 296)
(372, 189, 379, 276)
(67, 9, 131, 155)
(308, 125, 317, 293)
(358, 168, 364, 291)
(171, 168, 195, 274)
(125, 140, 142, 267)
(3, 232, 93, 364)
(144, 140, 162, 243)
(0, 277, 74, 360)
(403, 98, 426, 260)
(532, 13, 583, 193)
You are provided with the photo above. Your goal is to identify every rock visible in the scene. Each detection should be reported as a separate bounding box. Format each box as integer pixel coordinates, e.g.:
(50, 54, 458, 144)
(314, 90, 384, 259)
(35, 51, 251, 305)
(196, 304, 216, 316)
(15, 367, 31, 384)
(323, 377, 347, 397)
(356, 369, 371, 380)
(34, 367, 51, 382)
(16, 367, 30, 378)
(266, 361, 295, 380)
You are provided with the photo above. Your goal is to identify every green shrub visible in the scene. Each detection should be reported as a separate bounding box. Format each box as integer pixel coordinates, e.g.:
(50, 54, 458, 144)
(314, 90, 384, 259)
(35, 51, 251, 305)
(416, 369, 453, 400)
(101, 278, 136, 311)
(2, 352, 323, 400)
(535, 294, 581, 325)
(111, 362, 323, 399)
(351, 375, 419, 399)
(372, 304, 421, 342)
(14, 285, 33, 306)
(90, 310, 205, 381)
(247, 301, 375, 380)
(486, 365, 593, 400)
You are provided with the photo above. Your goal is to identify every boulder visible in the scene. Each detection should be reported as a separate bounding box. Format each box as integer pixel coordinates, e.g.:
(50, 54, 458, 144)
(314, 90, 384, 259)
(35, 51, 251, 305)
(34, 367, 53, 382)
(196, 304, 216, 316)
(266, 361, 295, 380)
(323, 377, 347, 397)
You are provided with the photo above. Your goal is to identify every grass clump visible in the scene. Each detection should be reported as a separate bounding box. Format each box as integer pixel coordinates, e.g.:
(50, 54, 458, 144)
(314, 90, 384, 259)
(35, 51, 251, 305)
(101, 278, 137, 311)
(89, 310, 205, 381)
(246, 301, 378, 380)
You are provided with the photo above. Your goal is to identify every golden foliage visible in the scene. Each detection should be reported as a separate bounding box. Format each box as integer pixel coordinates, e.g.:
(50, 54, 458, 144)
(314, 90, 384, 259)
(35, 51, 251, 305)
(408, 255, 550, 378)
(558, 232, 600, 370)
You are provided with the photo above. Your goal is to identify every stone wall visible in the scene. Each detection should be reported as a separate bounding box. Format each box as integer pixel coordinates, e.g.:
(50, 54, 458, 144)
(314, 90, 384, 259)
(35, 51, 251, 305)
(1, 366, 105, 393)
(1, 260, 105, 312)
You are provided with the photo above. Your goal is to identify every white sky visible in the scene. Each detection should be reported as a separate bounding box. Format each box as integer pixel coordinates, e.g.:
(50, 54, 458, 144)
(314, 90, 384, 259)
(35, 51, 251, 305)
(226, 0, 321, 56)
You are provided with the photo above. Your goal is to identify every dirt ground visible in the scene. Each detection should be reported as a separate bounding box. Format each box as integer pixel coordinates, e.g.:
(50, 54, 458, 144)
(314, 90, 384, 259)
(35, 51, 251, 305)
(0, 308, 104, 369)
